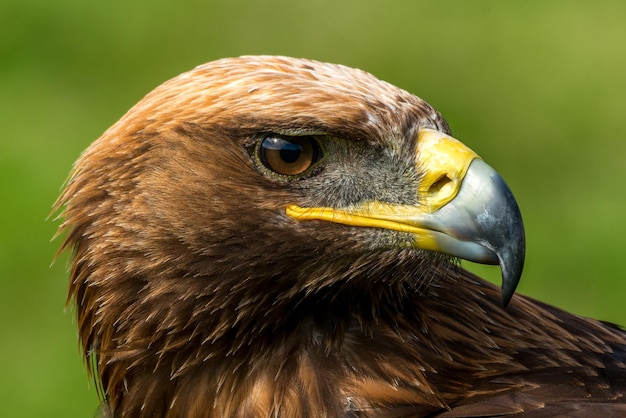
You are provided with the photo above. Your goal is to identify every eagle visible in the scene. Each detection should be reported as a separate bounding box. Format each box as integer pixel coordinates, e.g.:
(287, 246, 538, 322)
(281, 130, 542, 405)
(56, 56, 626, 417)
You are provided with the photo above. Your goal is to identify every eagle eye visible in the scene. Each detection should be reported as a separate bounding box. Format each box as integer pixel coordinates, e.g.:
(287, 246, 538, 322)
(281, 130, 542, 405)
(258, 134, 322, 176)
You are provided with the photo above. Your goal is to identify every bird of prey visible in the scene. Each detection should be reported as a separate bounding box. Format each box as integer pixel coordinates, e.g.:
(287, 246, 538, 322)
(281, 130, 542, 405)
(55, 56, 626, 417)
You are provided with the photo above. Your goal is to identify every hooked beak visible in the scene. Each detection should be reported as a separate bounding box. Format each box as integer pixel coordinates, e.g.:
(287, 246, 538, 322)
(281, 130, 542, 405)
(286, 128, 525, 307)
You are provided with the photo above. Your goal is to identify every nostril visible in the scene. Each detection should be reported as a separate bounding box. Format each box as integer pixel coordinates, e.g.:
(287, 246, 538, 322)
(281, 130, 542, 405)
(428, 174, 453, 194)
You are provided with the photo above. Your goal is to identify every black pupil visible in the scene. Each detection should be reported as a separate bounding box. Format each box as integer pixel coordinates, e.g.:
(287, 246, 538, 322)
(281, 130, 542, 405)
(279, 141, 302, 163)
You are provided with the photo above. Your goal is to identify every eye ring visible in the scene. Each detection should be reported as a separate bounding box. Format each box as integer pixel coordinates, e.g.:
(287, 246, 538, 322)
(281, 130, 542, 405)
(258, 134, 322, 176)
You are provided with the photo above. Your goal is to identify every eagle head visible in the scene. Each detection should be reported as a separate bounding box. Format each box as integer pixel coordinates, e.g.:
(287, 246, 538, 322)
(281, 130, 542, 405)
(56, 56, 526, 417)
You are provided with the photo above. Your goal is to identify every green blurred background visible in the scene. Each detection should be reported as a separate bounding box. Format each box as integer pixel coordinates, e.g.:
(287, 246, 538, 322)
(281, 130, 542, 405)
(2, 1, 625, 416)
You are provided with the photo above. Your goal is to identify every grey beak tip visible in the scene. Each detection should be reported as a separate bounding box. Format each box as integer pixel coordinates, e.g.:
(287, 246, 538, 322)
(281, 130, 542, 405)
(501, 279, 517, 308)
(499, 235, 526, 308)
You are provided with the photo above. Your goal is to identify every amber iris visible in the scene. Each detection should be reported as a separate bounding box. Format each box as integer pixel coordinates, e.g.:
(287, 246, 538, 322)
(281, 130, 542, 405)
(259, 135, 320, 176)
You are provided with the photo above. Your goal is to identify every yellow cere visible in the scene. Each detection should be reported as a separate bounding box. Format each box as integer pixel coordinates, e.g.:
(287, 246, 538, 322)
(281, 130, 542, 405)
(415, 128, 480, 212)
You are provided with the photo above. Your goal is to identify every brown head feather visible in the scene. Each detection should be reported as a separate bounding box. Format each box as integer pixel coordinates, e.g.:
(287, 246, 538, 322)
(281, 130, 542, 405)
(56, 56, 626, 417)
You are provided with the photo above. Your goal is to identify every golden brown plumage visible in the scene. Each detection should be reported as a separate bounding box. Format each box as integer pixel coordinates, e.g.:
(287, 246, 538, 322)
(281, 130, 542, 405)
(56, 56, 626, 417)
